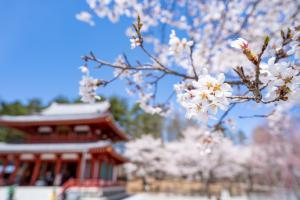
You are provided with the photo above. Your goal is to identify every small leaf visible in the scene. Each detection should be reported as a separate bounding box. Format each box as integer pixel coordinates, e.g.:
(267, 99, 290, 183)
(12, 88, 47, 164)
(280, 30, 285, 39)
(132, 24, 138, 33)
(264, 36, 270, 45)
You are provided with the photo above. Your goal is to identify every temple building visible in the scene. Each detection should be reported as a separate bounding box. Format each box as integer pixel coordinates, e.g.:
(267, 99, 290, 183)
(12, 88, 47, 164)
(0, 102, 128, 186)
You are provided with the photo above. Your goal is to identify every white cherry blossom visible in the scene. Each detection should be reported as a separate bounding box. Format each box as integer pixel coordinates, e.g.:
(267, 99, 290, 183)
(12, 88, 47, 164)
(265, 58, 300, 100)
(75, 11, 95, 26)
(79, 67, 101, 103)
(79, 65, 89, 74)
(176, 73, 232, 119)
(130, 37, 141, 49)
(230, 38, 249, 50)
(169, 30, 193, 57)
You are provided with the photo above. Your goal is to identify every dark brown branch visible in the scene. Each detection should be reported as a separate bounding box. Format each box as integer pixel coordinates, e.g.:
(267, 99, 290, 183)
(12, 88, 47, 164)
(189, 45, 198, 80)
(102, 69, 125, 86)
(224, 81, 244, 85)
(261, 97, 282, 104)
(139, 45, 197, 80)
(227, 96, 256, 100)
(239, 110, 275, 119)
(233, 66, 262, 102)
(213, 104, 237, 131)
(84, 52, 194, 80)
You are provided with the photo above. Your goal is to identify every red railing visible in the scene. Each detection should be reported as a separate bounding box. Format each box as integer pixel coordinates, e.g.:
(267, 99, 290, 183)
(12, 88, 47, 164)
(62, 178, 124, 192)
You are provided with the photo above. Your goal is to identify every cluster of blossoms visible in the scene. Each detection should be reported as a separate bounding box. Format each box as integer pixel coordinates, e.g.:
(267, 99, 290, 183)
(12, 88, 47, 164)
(137, 93, 163, 115)
(230, 36, 300, 102)
(79, 66, 101, 103)
(267, 108, 291, 135)
(175, 73, 232, 119)
(265, 58, 300, 101)
(168, 30, 193, 57)
(266, 90, 300, 135)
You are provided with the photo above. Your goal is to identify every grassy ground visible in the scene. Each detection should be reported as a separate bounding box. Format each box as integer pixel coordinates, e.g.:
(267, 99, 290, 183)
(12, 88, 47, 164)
(124, 192, 247, 200)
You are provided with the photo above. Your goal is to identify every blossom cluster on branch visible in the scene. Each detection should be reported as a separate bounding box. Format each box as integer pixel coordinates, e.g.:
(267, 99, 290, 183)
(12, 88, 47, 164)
(175, 73, 232, 120)
(79, 66, 101, 103)
(77, 0, 300, 131)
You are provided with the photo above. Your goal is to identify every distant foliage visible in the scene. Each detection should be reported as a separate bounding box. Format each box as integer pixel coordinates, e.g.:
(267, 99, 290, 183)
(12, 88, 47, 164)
(105, 96, 164, 138)
(0, 99, 43, 142)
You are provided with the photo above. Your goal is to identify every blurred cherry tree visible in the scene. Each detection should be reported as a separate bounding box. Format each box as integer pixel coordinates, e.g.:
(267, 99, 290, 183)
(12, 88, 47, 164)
(123, 122, 300, 196)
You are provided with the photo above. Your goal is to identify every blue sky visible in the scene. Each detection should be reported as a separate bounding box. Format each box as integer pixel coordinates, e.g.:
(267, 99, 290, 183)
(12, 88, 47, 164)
(0, 0, 133, 102)
(0, 1, 265, 137)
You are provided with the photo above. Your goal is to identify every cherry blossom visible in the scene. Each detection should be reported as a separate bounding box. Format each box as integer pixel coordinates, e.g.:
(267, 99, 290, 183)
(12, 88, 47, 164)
(176, 73, 232, 119)
(79, 65, 89, 74)
(130, 37, 141, 49)
(265, 58, 300, 101)
(79, 67, 101, 103)
(75, 11, 95, 26)
(230, 38, 248, 50)
(169, 30, 193, 57)
(137, 93, 162, 115)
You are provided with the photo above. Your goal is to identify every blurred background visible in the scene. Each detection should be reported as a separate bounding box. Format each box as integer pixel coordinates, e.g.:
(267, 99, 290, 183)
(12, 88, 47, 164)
(0, 1, 300, 200)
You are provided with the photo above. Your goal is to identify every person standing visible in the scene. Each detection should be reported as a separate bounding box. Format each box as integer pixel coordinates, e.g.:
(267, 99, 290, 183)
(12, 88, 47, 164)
(7, 185, 15, 200)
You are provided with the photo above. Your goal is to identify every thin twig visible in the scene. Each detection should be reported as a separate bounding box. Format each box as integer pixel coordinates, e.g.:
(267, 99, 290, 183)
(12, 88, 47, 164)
(239, 110, 275, 119)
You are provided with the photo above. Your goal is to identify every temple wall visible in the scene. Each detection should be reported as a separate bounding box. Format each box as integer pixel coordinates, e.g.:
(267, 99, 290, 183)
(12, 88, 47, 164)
(0, 186, 56, 200)
(1, 151, 121, 186)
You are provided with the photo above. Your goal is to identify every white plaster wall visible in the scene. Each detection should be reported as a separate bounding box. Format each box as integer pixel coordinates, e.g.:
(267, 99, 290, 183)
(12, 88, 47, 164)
(0, 186, 59, 200)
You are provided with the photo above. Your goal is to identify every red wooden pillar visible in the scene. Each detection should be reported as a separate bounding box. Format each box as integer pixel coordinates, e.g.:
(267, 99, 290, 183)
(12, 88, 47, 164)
(112, 160, 117, 182)
(95, 157, 100, 179)
(98, 157, 103, 180)
(0, 156, 8, 185)
(90, 155, 96, 179)
(30, 155, 41, 185)
(53, 154, 62, 186)
(76, 153, 82, 179)
(106, 159, 110, 181)
(55, 154, 62, 175)
(8, 155, 20, 184)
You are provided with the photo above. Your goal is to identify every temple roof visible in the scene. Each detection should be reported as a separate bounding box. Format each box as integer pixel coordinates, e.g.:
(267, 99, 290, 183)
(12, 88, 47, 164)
(0, 102, 111, 122)
(42, 102, 110, 115)
(0, 101, 128, 141)
(0, 141, 128, 163)
(0, 113, 108, 122)
(0, 141, 110, 153)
